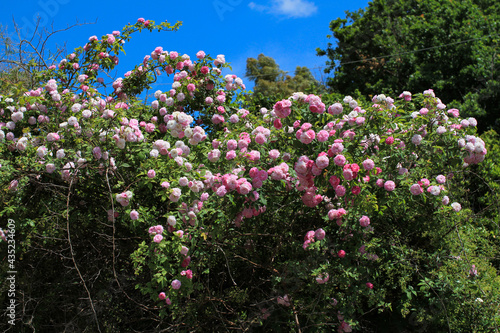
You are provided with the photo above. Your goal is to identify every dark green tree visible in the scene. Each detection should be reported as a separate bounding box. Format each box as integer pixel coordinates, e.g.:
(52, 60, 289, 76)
(246, 53, 324, 98)
(317, 0, 500, 132)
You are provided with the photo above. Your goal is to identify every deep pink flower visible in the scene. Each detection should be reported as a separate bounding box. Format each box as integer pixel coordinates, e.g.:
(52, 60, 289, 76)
(329, 176, 340, 188)
(352, 186, 361, 195)
(181, 256, 191, 267)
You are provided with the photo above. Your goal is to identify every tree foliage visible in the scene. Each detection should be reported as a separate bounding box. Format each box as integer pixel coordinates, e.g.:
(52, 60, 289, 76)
(246, 53, 324, 99)
(317, 0, 500, 132)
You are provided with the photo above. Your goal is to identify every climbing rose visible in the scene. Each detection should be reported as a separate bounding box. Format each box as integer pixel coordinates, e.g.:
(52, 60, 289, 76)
(171, 279, 181, 290)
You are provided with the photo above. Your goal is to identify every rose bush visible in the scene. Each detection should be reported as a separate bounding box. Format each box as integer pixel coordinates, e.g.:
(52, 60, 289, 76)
(1, 19, 499, 332)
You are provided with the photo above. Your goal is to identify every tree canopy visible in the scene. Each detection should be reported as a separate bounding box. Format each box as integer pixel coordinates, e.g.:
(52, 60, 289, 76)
(246, 53, 324, 98)
(317, 0, 500, 132)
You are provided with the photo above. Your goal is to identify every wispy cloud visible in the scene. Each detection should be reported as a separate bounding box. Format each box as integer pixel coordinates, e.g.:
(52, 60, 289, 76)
(248, 0, 318, 18)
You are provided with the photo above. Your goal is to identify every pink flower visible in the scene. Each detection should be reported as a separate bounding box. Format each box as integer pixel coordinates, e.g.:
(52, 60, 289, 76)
(181, 256, 191, 267)
(334, 155, 346, 166)
(216, 185, 227, 197)
(180, 246, 189, 256)
(451, 202, 461, 212)
(315, 228, 326, 240)
(153, 234, 163, 243)
(147, 169, 156, 178)
(208, 149, 221, 162)
(316, 273, 330, 284)
(428, 185, 441, 196)
(316, 155, 329, 169)
(201, 192, 209, 201)
(351, 186, 361, 195)
(158, 292, 166, 300)
(273, 99, 292, 118)
(436, 175, 446, 184)
(410, 184, 423, 195)
(46, 164, 56, 173)
(447, 108, 460, 118)
(269, 149, 280, 159)
(277, 295, 290, 307)
(420, 178, 430, 187)
(469, 264, 478, 277)
(299, 129, 315, 144)
(359, 215, 370, 227)
(362, 159, 375, 170)
(255, 133, 267, 144)
(329, 176, 340, 188)
(386, 136, 394, 145)
(130, 210, 139, 220)
(304, 230, 315, 242)
(328, 103, 343, 115)
(339, 321, 352, 333)
(338, 250, 346, 258)
(384, 181, 396, 191)
(335, 185, 346, 197)
(196, 50, 206, 59)
(412, 134, 422, 145)
(366, 282, 374, 289)
(181, 269, 193, 279)
(343, 169, 354, 181)
(171, 279, 181, 290)
(179, 177, 188, 186)
(317, 130, 329, 142)
(226, 150, 236, 160)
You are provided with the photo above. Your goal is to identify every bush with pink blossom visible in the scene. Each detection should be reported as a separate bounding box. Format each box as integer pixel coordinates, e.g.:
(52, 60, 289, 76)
(0, 19, 498, 332)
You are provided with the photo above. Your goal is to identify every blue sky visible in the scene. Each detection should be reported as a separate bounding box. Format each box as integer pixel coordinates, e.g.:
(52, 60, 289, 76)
(0, 0, 369, 91)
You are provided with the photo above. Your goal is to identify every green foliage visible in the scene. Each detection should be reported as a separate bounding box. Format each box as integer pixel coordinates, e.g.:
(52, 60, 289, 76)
(317, 0, 500, 133)
(246, 53, 325, 101)
(0, 16, 499, 333)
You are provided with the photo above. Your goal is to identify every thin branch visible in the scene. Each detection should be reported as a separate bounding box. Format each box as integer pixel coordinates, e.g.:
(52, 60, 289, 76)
(65, 177, 102, 332)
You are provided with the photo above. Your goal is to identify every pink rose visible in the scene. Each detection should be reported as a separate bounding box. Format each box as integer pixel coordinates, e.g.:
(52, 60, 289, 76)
(410, 184, 423, 195)
(315, 228, 326, 240)
(384, 180, 395, 191)
(130, 210, 139, 220)
(171, 279, 181, 290)
(359, 215, 370, 227)
(153, 234, 163, 243)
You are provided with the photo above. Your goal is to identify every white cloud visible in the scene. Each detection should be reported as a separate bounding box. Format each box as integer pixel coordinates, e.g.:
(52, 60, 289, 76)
(248, 2, 267, 12)
(248, 0, 318, 18)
